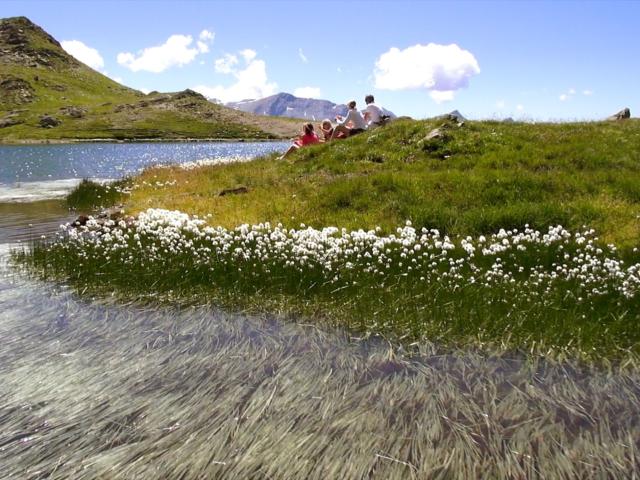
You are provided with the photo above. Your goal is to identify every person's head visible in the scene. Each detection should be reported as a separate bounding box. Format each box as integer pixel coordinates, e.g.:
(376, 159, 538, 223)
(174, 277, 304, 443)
(321, 119, 332, 131)
(365, 94, 374, 105)
(347, 100, 356, 110)
(303, 122, 314, 135)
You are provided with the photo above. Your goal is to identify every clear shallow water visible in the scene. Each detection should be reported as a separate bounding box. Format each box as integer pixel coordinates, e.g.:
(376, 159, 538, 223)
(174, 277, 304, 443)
(0, 142, 287, 202)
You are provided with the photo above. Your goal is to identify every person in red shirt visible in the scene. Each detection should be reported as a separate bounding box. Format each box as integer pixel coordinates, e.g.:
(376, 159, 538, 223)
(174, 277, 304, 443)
(279, 122, 319, 159)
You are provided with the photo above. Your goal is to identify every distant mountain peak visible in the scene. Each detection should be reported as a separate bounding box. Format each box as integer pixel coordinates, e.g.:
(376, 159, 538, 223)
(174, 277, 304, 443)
(227, 92, 396, 121)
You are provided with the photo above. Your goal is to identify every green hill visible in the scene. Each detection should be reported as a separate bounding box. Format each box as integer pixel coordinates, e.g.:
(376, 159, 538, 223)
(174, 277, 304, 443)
(0, 16, 298, 142)
(124, 116, 640, 248)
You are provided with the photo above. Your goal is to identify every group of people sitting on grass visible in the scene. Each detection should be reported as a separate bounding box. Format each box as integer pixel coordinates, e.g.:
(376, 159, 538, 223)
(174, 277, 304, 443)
(279, 94, 389, 159)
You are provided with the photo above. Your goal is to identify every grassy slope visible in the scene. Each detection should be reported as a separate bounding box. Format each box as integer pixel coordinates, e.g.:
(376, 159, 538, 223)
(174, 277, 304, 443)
(0, 17, 299, 141)
(127, 117, 640, 248)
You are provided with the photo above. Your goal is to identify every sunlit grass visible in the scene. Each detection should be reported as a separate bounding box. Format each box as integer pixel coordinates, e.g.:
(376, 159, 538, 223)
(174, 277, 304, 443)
(124, 118, 640, 249)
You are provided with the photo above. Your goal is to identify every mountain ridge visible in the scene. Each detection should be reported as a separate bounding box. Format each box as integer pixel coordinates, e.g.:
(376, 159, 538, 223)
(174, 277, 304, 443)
(226, 92, 396, 121)
(0, 16, 298, 142)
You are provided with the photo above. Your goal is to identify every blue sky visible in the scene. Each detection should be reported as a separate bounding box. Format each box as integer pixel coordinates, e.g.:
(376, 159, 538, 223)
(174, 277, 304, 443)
(3, 0, 639, 120)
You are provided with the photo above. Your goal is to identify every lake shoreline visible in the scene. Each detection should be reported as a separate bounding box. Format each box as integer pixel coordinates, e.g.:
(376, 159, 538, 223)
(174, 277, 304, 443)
(0, 137, 289, 145)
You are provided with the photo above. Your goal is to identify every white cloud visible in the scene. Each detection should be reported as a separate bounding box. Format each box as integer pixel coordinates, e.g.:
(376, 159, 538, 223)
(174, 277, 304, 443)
(516, 104, 524, 111)
(294, 86, 321, 98)
(117, 34, 200, 73)
(583, 89, 594, 96)
(240, 49, 257, 62)
(61, 40, 104, 70)
(199, 29, 214, 42)
(140, 88, 151, 94)
(568, 88, 576, 95)
(429, 90, 455, 104)
(215, 54, 238, 73)
(298, 48, 308, 63)
(196, 29, 214, 54)
(374, 43, 480, 102)
(559, 94, 568, 101)
(496, 100, 506, 109)
(193, 50, 277, 103)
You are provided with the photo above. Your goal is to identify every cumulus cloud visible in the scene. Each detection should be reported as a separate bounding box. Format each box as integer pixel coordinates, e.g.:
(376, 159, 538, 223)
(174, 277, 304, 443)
(298, 48, 308, 63)
(199, 29, 215, 42)
(583, 89, 594, 96)
(215, 53, 239, 74)
(61, 40, 104, 70)
(293, 86, 321, 99)
(516, 104, 524, 112)
(496, 100, 506, 109)
(193, 50, 277, 103)
(374, 43, 480, 102)
(559, 93, 569, 101)
(240, 49, 257, 62)
(197, 29, 215, 54)
(117, 34, 208, 73)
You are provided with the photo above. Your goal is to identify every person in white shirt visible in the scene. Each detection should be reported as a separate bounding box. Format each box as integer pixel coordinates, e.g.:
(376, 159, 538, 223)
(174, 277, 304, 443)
(331, 100, 367, 140)
(362, 94, 384, 128)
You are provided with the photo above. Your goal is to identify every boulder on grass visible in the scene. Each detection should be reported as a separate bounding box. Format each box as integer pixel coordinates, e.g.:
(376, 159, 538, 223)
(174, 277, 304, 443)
(39, 114, 61, 128)
(607, 108, 630, 121)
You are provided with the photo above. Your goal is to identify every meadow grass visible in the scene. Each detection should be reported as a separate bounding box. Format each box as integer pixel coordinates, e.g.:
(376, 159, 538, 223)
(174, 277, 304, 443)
(124, 118, 640, 249)
(65, 178, 131, 210)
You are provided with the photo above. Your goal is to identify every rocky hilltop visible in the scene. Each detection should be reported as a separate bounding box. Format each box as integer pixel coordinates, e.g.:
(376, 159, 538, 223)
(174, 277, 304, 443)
(227, 92, 396, 121)
(0, 16, 298, 142)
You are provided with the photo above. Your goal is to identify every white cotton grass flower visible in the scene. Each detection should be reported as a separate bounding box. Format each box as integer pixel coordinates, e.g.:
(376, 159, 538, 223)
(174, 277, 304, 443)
(47, 211, 640, 306)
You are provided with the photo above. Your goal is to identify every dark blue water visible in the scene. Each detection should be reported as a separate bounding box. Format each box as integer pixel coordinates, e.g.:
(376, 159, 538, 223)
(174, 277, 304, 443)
(0, 142, 287, 202)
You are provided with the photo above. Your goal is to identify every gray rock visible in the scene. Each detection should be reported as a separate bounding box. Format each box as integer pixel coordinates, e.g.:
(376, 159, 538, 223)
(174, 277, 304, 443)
(39, 114, 61, 128)
(447, 110, 466, 123)
(425, 128, 444, 141)
(0, 117, 21, 128)
(607, 108, 631, 121)
(59, 106, 86, 118)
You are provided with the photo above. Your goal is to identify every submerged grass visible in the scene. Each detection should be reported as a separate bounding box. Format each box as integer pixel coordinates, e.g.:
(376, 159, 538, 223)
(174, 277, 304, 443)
(1, 268, 639, 479)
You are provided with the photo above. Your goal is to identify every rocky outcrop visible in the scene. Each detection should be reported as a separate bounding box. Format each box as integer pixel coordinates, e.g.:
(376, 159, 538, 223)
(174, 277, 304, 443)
(0, 75, 35, 105)
(59, 106, 87, 118)
(0, 17, 74, 69)
(0, 113, 22, 128)
(39, 114, 61, 128)
(173, 89, 207, 101)
(607, 108, 630, 121)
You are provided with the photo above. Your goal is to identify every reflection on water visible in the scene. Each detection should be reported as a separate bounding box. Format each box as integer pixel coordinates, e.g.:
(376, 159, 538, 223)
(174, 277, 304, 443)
(0, 200, 74, 244)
